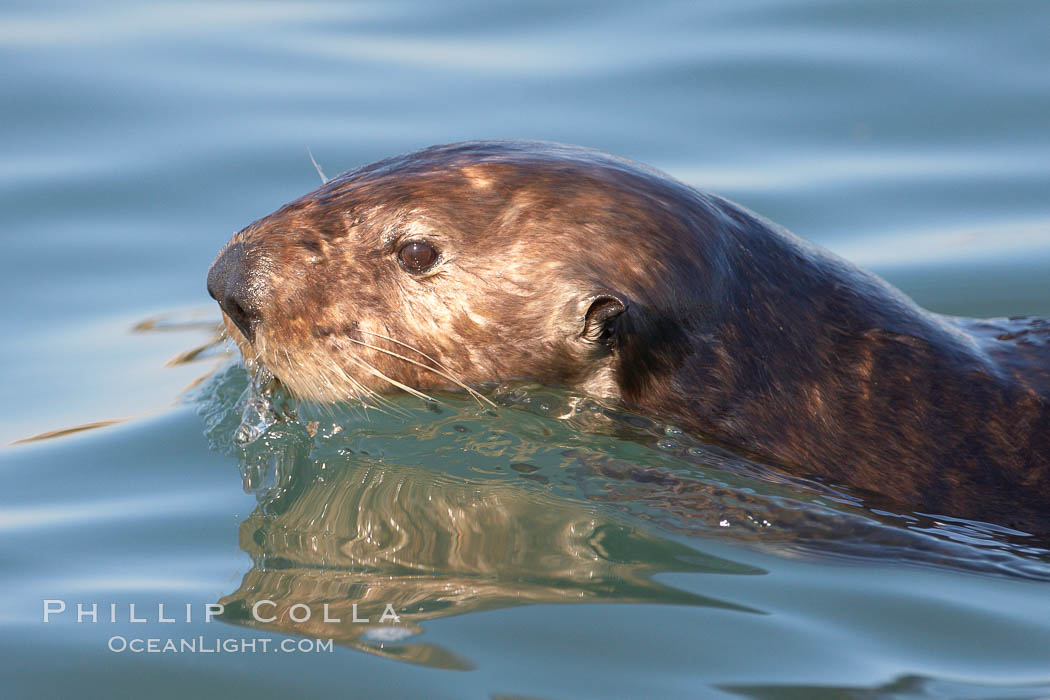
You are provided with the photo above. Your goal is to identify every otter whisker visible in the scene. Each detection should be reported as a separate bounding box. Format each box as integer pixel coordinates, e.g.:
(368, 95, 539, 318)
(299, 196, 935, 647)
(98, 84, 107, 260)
(359, 330, 452, 372)
(271, 343, 389, 419)
(302, 345, 388, 417)
(343, 355, 439, 404)
(323, 349, 414, 417)
(308, 148, 329, 184)
(333, 361, 410, 419)
(358, 330, 497, 408)
(347, 337, 496, 408)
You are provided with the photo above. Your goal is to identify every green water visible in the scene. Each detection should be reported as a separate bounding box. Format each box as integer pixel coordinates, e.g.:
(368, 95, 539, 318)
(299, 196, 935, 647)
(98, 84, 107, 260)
(3, 1, 1050, 698)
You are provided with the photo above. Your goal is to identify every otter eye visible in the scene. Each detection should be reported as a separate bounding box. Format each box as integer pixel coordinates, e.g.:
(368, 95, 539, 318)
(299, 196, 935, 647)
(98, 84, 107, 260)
(398, 241, 438, 273)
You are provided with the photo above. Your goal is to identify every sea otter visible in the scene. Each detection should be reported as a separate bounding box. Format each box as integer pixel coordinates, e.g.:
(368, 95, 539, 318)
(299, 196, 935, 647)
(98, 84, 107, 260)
(207, 140, 1050, 533)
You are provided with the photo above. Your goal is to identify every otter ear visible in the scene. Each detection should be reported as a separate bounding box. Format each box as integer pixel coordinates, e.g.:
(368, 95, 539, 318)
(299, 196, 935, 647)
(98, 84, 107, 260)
(581, 293, 628, 346)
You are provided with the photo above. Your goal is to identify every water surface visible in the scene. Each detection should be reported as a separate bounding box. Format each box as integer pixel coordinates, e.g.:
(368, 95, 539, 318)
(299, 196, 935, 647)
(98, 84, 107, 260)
(3, 1, 1050, 697)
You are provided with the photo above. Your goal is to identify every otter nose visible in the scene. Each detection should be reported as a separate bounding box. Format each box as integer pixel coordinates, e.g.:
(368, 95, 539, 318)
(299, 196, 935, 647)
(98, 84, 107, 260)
(207, 242, 261, 343)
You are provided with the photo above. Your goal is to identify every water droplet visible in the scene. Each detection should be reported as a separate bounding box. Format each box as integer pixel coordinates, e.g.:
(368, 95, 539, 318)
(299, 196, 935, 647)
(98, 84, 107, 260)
(235, 396, 279, 446)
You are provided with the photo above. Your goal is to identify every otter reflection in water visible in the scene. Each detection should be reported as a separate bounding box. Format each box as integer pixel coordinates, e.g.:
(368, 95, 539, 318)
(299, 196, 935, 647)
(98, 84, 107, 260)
(215, 418, 763, 669)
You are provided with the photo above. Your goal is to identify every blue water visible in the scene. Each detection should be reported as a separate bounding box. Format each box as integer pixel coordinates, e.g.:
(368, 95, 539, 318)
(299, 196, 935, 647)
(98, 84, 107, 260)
(3, 1, 1050, 697)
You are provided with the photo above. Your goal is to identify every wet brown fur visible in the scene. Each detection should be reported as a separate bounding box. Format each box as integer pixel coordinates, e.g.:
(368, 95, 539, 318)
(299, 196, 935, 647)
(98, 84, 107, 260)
(212, 140, 1050, 533)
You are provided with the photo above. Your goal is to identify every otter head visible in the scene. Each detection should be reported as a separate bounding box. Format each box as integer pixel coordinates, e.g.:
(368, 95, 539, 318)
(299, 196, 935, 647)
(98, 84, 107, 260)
(207, 141, 719, 405)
